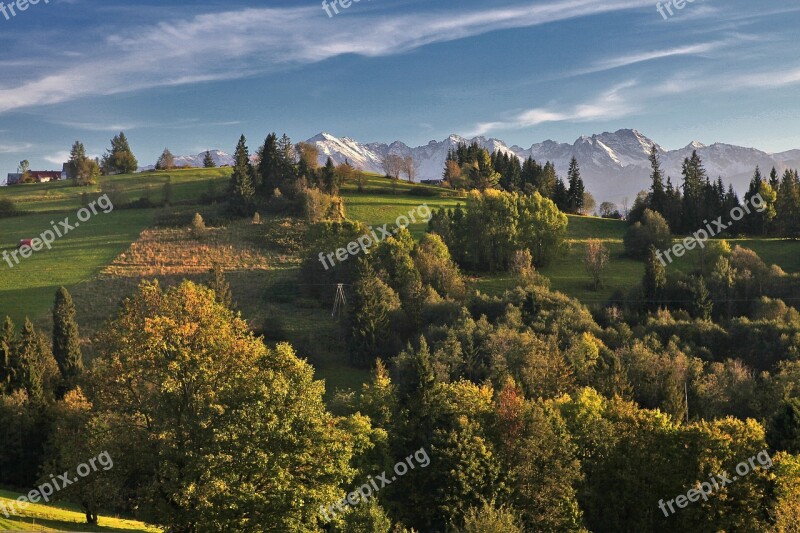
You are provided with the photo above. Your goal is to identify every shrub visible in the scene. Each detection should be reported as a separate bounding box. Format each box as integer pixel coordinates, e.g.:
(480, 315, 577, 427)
(0, 198, 19, 218)
(300, 187, 345, 223)
(191, 212, 206, 237)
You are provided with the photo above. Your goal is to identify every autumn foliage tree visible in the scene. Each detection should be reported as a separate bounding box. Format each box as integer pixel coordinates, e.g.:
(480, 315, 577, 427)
(88, 281, 358, 531)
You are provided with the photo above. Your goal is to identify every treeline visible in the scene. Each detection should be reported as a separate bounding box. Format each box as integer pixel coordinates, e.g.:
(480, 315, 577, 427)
(442, 141, 590, 214)
(631, 145, 800, 237)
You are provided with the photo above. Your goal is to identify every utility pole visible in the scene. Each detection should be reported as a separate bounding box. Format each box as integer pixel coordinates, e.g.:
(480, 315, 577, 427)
(332, 283, 346, 318)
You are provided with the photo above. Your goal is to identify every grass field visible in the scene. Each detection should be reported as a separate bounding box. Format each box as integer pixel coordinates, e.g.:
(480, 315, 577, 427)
(0, 489, 156, 532)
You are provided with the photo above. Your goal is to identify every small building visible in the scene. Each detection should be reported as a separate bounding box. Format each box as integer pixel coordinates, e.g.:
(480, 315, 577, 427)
(6, 170, 63, 185)
(420, 179, 444, 186)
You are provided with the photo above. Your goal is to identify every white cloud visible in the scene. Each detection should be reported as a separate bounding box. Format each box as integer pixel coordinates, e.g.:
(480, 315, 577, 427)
(44, 151, 70, 165)
(0, 142, 33, 154)
(0, 0, 656, 114)
(470, 81, 638, 135)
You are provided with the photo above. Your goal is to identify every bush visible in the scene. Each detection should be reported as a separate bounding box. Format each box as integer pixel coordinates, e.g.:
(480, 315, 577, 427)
(300, 187, 345, 223)
(191, 213, 206, 237)
(623, 209, 671, 259)
(0, 198, 19, 218)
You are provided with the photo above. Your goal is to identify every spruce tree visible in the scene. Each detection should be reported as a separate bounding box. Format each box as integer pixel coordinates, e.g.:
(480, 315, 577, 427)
(156, 148, 175, 170)
(643, 246, 666, 303)
(321, 157, 338, 195)
(102, 132, 138, 174)
(693, 276, 713, 321)
(207, 266, 233, 309)
(680, 151, 707, 232)
(203, 150, 216, 168)
(257, 133, 281, 195)
(648, 144, 666, 215)
(566, 157, 585, 214)
(52, 287, 83, 390)
(0, 316, 16, 393)
(229, 135, 255, 215)
(17, 319, 52, 403)
(67, 141, 88, 180)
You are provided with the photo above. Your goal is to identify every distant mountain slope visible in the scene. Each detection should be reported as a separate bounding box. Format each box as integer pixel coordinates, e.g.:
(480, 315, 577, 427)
(308, 129, 800, 204)
(148, 131, 800, 205)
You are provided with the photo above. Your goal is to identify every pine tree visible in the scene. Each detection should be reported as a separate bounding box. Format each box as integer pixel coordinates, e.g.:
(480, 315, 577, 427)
(257, 133, 281, 195)
(101, 132, 138, 174)
(17, 319, 54, 403)
(349, 260, 400, 367)
(648, 144, 666, 215)
(321, 157, 339, 195)
(553, 177, 569, 212)
(52, 287, 83, 392)
(693, 276, 713, 321)
(156, 148, 175, 170)
(566, 157, 585, 214)
(229, 135, 255, 215)
(67, 141, 87, 180)
(0, 316, 16, 393)
(680, 151, 707, 232)
(643, 246, 666, 303)
(203, 150, 216, 168)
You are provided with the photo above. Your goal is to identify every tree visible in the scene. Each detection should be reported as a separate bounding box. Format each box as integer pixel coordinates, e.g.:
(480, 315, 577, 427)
(693, 276, 713, 320)
(642, 246, 666, 302)
(67, 141, 87, 179)
(584, 239, 610, 290)
(648, 144, 666, 215)
(566, 157, 585, 214)
(229, 135, 255, 215)
(680, 150, 707, 232)
(349, 260, 402, 366)
(382, 154, 404, 180)
(623, 209, 672, 259)
(90, 281, 357, 531)
(101, 132, 138, 175)
(207, 265, 233, 309)
(52, 287, 82, 394)
(16, 319, 58, 403)
(583, 191, 596, 215)
(321, 157, 341, 195)
(156, 148, 175, 170)
(599, 202, 620, 219)
(402, 155, 417, 183)
(203, 150, 216, 168)
(0, 316, 17, 393)
(516, 192, 568, 268)
(67, 141, 99, 186)
(462, 503, 523, 533)
(191, 212, 206, 237)
(443, 160, 464, 189)
(256, 133, 280, 194)
(18, 160, 31, 183)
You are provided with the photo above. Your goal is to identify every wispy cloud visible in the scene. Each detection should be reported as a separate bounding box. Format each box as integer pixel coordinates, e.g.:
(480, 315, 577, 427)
(0, 142, 34, 154)
(469, 81, 639, 136)
(0, 0, 655, 114)
(575, 41, 727, 75)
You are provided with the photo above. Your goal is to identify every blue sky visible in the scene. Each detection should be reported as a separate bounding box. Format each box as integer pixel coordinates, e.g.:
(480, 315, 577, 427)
(0, 0, 799, 174)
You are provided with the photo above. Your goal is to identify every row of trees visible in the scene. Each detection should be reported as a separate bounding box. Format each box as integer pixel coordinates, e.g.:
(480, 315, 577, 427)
(441, 142, 590, 214)
(632, 145, 800, 237)
(428, 189, 568, 271)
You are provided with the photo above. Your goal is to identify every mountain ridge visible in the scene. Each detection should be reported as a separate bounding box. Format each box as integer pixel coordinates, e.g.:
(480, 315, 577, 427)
(140, 130, 800, 205)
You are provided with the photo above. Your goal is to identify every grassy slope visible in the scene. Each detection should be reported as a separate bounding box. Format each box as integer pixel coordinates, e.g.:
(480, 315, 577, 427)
(0, 489, 156, 532)
(0, 169, 228, 322)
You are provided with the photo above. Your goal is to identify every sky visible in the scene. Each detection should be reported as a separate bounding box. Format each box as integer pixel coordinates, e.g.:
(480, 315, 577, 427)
(0, 0, 799, 176)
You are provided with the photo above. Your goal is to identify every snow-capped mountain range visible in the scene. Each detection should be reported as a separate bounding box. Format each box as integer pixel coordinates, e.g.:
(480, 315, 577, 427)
(146, 130, 800, 205)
